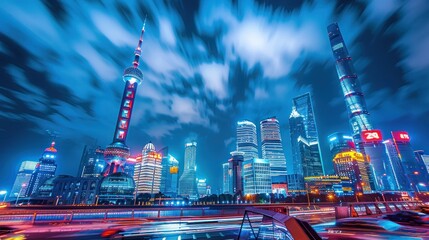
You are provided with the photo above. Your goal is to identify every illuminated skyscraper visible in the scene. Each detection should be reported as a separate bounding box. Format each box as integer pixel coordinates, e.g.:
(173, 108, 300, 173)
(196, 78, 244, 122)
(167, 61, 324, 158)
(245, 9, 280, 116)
(297, 137, 324, 177)
(390, 131, 429, 192)
(178, 142, 198, 197)
(383, 139, 410, 191)
(237, 121, 258, 161)
(293, 93, 323, 172)
(289, 107, 305, 175)
(160, 152, 179, 197)
(332, 151, 371, 194)
(133, 142, 162, 194)
(260, 117, 287, 182)
(327, 23, 372, 148)
(10, 161, 37, 198)
(222, 162, 230, 194)
(26, 142, 58, 196)
(228, 151, 244, 195)
(197, 179, 208, 198)
(243, 158, 272, 195)
(80, 147, 105, 178)
(415, 150, 429, 181)
(103, 22, 146, 176)
(327, 132, 355, 159)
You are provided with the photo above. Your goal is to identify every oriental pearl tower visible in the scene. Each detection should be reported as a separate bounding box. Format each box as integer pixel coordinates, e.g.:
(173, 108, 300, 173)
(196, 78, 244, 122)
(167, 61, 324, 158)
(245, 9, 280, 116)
(103, 20, 146, 176)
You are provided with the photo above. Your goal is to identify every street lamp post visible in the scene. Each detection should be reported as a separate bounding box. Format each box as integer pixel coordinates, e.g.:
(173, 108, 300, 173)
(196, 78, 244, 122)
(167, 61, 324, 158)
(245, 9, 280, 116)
(15, 183, 26, 206)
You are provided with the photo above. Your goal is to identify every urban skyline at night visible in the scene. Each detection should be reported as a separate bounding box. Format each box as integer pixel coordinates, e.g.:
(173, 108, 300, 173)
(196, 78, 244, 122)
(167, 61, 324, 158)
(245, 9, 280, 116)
(1, 1, 429, 195)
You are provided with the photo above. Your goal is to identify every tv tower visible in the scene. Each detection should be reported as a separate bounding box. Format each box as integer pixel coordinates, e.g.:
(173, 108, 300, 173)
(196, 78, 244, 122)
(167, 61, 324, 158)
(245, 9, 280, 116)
(103, 20, 147, 176)
(327, 23, 373, 147)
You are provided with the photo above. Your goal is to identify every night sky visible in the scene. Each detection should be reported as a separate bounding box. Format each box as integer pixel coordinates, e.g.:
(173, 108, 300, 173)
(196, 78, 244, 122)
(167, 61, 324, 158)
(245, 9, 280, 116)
(1, 1, 428, 193)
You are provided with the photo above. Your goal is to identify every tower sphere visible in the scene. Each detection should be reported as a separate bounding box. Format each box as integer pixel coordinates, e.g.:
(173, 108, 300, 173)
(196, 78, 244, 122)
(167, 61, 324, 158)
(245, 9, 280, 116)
(123, 67, 143, 85)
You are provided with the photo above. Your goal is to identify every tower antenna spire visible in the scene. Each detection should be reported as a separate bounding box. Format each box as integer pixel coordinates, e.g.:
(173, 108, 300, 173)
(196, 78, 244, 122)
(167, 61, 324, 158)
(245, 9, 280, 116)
(133, 15, 147, 68)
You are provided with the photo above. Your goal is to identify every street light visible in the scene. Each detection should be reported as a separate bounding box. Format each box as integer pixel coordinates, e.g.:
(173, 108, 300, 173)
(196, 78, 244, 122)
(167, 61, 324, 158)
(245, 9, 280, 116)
(15, 183, 26, 206)
(0, 190, 7, 203)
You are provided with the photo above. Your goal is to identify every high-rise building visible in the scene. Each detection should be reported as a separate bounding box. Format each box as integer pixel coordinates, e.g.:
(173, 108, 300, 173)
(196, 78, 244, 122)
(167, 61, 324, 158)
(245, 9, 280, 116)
(383, 139, 411, 191)
(286, 173, 305, 192)
(103, 23, 146, 176)
(297, 137, 324, 177)
(360, 130, 396, 191)
(243, 158, 272, 195)
(289, 107, 306, 175)
(332, 151, 371, 194)
(415, 150, 429, 183)
(133, 142, 162, 194)
(222, 162, 231, 194)
(293, 93, 323, 172)
(391, 131, 429, 192)
(237, 121, 258, 161)
(260, 117, 287, 182)
(9, 161, 38, 198)
(327, 132, 355, 158)
(327, 23, 373, 149)
(228, 151, 244, 195)
(197, 179, 207, 198)
(178, 142, 198, 197)
(160, 153, 179, 197)
(26, 141, 58, 196)
(81, 147, 105, 178)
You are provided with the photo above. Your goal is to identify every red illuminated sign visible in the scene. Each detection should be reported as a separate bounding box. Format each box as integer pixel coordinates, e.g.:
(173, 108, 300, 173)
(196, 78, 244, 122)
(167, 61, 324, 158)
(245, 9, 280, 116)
(361, 130, 383, 142)
(392, 131, 410, 142)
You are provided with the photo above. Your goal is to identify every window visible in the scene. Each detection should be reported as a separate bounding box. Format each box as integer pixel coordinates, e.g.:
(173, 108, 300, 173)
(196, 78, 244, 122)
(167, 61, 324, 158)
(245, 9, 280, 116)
(122, 110, 130, 118)
(119, 119, 128, 129)
(126, 91, 134, 98)
(124, 100, 132, 108)
(117, 130, 125, 140)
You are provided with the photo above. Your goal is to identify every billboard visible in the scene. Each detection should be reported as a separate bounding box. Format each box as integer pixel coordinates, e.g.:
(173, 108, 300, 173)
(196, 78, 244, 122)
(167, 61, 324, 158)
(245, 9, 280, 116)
(392, 131, 410, 142)
(361, 130, 383, 142)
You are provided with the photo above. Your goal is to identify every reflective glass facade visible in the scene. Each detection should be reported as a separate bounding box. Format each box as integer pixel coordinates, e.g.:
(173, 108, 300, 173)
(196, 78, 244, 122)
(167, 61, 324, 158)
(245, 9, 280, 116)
(333, 151, 371, 193)
(260, 117, 287, 182)
(237, 121, 259, 161)
(289, 107, 306, 175)
(243, 158, 272, 195)
(178, 142, 198, 197)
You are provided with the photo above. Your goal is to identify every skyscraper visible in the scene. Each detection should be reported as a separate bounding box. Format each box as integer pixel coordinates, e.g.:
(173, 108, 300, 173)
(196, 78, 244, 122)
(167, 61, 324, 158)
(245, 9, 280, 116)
(415, 150, 429, 181)
(260, 117, 287, 182)
(332, 151, 371, 194)
(9, 161, 38, 198)
(383, 139, 411, 191)
(289, 107, 306, 175)
(26, 141, 58, 196)
(236, 121, 258, 161)
(327, 23, 372, 148)
(360, 130, 395, 191)
(133, 142, 162, 194)
(243, 158, 272, 195)
(81, 147, 105, 178)
(103, 22, 146, 176)
(160, 153, 179, 197)
(297, 137, 324, 177)
(197, 179, 208, 198)
(391, 131, 429, 192)
(178, 142, 198, 197)
(222, 162, 231, 194)
(228, 151, 244, 195)
(327, 132, 355, 159)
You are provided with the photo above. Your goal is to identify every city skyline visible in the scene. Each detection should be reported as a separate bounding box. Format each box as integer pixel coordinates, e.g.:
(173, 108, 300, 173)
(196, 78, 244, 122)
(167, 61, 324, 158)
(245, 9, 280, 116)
(1, 1, 429, 193)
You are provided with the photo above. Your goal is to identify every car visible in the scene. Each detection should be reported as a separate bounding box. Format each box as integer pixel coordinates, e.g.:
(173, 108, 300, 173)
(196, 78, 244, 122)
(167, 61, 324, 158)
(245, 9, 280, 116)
(383, 210, 429, 225)
(314, 218, 429, 240)
(100, 227, 124, 238)
(418, 206, 429, 214)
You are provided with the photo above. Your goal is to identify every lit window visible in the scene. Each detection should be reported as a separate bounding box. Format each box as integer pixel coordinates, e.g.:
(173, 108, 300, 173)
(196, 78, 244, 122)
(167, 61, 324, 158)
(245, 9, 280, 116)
(117, 130, 126, 139)
(124, 100, 132, 108)
(126, 91, 134, 98)
(122, 110, 130, 118)
(119, 119, 128, 129)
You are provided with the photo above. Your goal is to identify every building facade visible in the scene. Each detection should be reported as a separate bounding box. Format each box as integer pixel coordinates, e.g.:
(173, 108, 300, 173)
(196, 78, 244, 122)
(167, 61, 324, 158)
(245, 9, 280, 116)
(383, 139, 411, 191)
(298, 137, 324, 177)
(26, 142, 58, 197)
(134, 142, 162, 194)
(160, 154, 179, 197)
(415, 150, 429, 185)
(327, 132, 355, 159)
(289, 107, 306, 175)
(222, 162, 230, 194)
(243, 158, 272, 195)
(9, 161, 38, 198)
(327, 23, 373, 148)
(178, 142, 198, 197)
(304, 175, 353, 196)
(286, 173, 305, 193)
(391, 131, 429, 192)
(293, 93, 323, 173)
(197, 179, 207, 198)
(332, 151, 371, 193)
(260, 117, 287, 182)
(228, 151, 244, 195)
(237, 121, 259, 161)
(81, 147, 105, 178)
